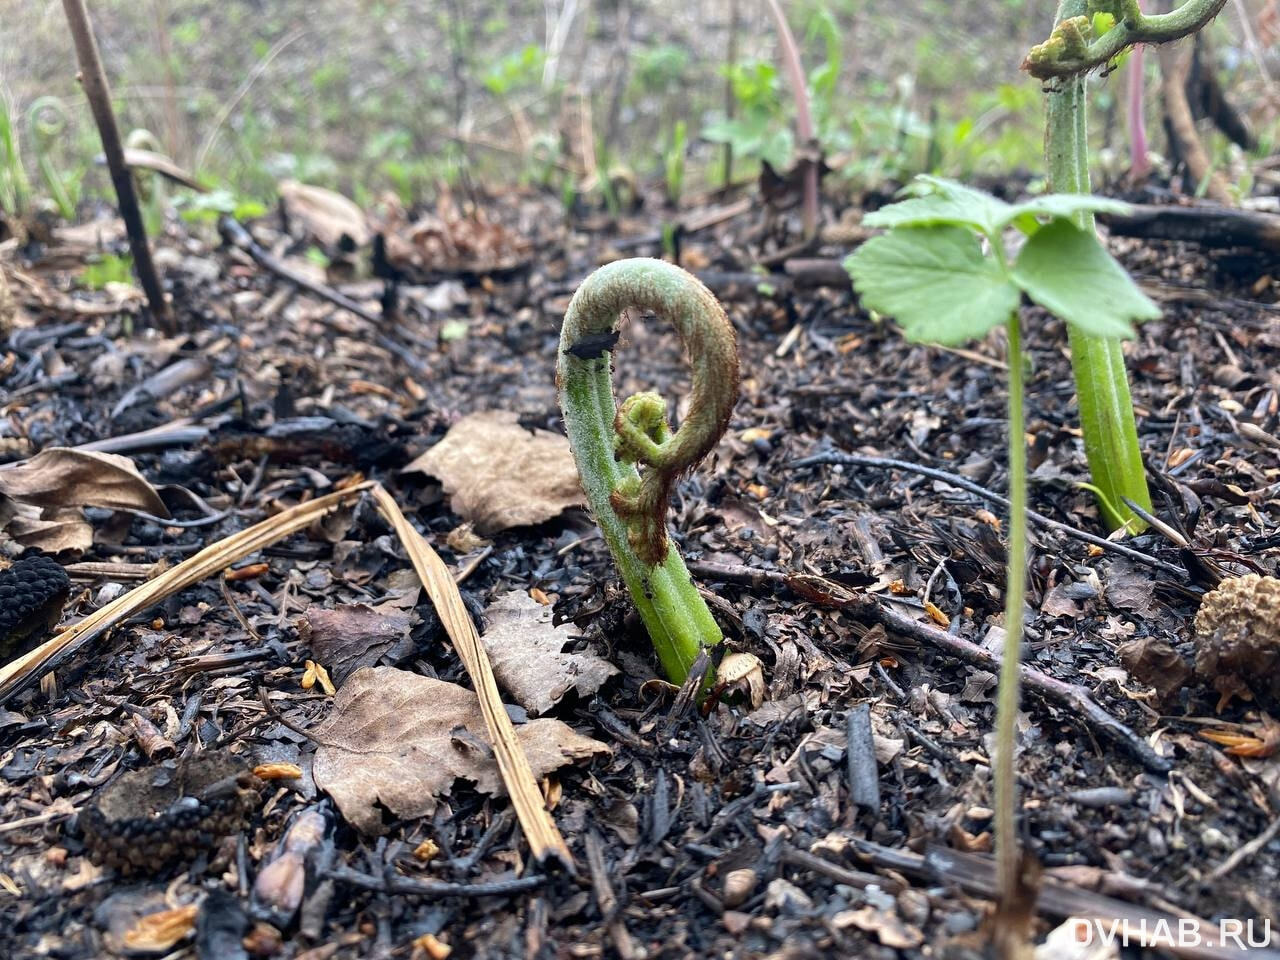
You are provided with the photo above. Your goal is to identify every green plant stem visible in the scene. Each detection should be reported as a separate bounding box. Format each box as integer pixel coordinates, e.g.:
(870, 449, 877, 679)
(0, 98, 31, 216)
(764, 0, 818, 240)
(995, 312, 1028, 915)
(557, 258, 736, 683)
(1043, 2, 1153, 532)
(1025, 0, 1227, 78)
(28, 97, 76, 221)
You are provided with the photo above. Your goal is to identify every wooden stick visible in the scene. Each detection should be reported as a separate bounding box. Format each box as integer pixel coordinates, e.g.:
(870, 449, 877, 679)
(218, 217, 429, 376)
(1157, 36, 1233, 205)
(1102, 203, 1280, 252)
(685, 559, 1173, 774)
(61, 0, 173, 333)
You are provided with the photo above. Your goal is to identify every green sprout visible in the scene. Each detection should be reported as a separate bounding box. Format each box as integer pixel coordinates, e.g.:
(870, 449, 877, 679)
(1025, 0, 1226, 531)
(557, 258, 738, 684)
(844, 174, 1158, 935)
(27, 97, 79, 221)
(0, 95, 32, 217)
(663, 120, 686, 208)
(80, 252, 134, 290)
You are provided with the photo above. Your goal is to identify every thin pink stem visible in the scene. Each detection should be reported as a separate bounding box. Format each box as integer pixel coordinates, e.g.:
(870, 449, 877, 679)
(764, 0, 818, 239)
(1128, 1, 1151, 177)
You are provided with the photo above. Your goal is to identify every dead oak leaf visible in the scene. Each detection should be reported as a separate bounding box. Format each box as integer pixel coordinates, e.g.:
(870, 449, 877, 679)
(482, 591, 618, 716)
(403, 411, 585, 534)
(311, 666, 609, 834)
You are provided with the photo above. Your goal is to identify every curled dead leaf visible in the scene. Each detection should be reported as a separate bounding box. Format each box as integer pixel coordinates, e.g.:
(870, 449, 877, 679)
(279, 180, 371, 249)
(0, 448, 168, 516)
(297, 602, 414, 685)
(716, 652, 766, 709)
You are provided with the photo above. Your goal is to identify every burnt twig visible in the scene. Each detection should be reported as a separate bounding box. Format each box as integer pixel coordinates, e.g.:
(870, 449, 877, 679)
(326, 865, 545, 899)
(868, 599, 1173, 773)
(217, 216, 428, 376)
(61, 0, 173, 333)
(688, 559, 1172, 773)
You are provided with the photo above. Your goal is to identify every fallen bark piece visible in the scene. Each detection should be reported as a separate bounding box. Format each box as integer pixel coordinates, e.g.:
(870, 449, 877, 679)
(1101, 203, 1280, 252)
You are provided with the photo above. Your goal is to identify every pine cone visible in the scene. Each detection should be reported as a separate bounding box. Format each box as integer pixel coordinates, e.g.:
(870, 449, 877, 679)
(1194, 574, 1280, 709)
(0, 554, 71, 661)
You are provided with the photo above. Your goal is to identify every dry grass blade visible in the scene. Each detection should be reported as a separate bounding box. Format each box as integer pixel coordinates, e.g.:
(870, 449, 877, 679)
(0, 483, 373, 704)
(368, 483, 574, 872)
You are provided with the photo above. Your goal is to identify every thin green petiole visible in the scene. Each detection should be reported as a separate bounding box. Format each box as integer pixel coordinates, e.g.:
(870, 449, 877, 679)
(995, 312, 1028, 908)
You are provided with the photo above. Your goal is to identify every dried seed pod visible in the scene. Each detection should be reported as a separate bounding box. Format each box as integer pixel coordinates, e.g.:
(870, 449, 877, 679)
(253, 853, 306, 916)
(1194, 574, 1280, 709)
(721, 867, 759, 908)
(715, 652, 766, 709)
(253, 808, 331, 921)
(81, 751, 261, 874)
(0, 554, 71, 661)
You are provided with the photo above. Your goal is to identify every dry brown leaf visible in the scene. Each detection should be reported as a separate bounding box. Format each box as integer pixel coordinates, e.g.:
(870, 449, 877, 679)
(404, 411, 585, 534)
(3, 508, 93, 554)
(279, 180, 371, 249)
(311, 665, 609, 834)
(297, 602, 414, 685)
(368, 485, 573, 866)
(0, 448, 168, 516)
(481, 591, 617, 716)
(1117, 636, 1192, 702)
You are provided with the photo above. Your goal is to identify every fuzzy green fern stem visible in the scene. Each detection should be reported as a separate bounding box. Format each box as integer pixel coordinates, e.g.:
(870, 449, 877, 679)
(1035, 0, 1157, 532)
(1025, 0, 1227, 79)
(557, 258, 738, 683)
(27, 97, 76, 221)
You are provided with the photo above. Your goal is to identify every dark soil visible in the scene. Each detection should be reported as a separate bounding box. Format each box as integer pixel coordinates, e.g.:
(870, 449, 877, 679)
(1, 182, 1278, 959)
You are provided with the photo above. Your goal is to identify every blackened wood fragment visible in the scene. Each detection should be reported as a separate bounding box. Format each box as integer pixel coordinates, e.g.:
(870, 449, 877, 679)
(846, 701, 881, 814)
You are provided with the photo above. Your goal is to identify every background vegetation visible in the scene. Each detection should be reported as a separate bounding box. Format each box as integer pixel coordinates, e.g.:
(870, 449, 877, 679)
(1, 0, 1277, 216)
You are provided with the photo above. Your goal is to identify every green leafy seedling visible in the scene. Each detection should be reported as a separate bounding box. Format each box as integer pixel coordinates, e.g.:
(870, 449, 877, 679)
(81, 253, 134, 290)
(844, 174, 1158, 939)
(557, 258, 738, 685)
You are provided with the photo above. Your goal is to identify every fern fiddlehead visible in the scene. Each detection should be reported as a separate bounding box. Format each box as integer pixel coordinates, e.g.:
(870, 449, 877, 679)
(557, 258, 738, 683)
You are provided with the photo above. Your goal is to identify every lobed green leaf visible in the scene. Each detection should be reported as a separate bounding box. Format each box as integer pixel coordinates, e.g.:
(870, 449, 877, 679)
(1011, 219, 1160, 339)
(845, 226, 1021, 345)
(865, 175, 1132, 238)
(863, 175, 1012, 236)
